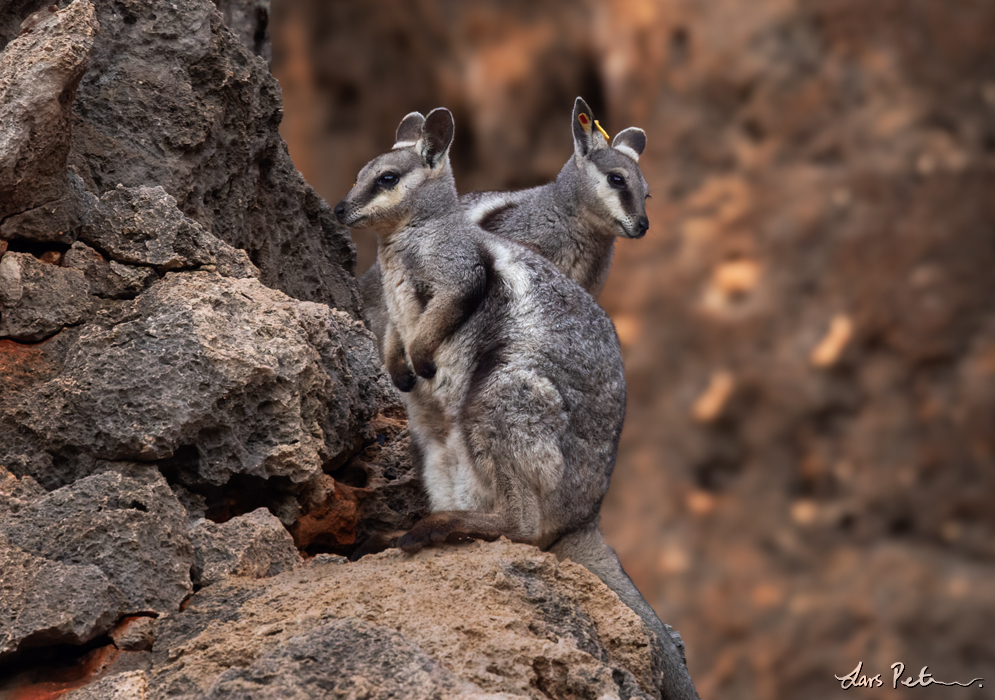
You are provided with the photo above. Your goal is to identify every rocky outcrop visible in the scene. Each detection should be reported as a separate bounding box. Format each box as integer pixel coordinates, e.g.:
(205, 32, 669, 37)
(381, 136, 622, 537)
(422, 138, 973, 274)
(150, 540, 669, 699)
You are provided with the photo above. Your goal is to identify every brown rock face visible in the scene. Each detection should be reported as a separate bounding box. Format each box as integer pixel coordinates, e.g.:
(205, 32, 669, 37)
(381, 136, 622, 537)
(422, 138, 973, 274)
(270, 1, 995, 697)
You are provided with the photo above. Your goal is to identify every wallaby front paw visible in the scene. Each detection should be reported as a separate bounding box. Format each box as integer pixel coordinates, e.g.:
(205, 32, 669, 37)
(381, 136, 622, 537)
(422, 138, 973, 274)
(413, 357, 437, 380)
(389, 366, 417, 392)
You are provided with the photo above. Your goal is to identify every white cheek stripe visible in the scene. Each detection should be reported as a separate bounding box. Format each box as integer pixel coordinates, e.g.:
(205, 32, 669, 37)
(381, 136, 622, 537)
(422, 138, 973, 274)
(614, 144, 641, 162)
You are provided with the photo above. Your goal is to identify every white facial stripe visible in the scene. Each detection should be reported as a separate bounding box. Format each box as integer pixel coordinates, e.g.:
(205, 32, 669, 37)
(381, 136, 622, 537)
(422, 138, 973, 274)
(614, 144, 640, 162)
(581, 159, 631, 226)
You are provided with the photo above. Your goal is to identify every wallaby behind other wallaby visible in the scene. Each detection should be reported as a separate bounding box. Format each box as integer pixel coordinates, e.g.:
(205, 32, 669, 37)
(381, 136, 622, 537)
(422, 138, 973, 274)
(359, 97, 649, 352)
(336, 108, 697, 700)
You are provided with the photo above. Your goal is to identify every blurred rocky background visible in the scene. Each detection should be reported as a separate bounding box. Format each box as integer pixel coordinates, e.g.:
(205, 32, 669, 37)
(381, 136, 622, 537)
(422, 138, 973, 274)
(269, 0, 995, 698)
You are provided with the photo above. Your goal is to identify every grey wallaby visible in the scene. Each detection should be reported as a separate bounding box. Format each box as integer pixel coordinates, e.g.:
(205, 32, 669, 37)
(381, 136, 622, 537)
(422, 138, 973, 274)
(359, 96, 650, 352)
(335, 108, 698, 700)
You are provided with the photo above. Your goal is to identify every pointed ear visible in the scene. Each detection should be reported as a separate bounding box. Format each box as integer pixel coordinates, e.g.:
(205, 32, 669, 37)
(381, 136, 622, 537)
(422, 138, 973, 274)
(572, 97, 607, 159)
(421, 107, 454, 168)
(612, 127, 646, 162)
(395, 112, 425, 147)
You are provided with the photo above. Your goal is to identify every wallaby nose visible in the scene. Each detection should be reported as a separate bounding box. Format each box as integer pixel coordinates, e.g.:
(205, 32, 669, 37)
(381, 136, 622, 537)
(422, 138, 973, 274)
(333, 201, 347, 223)
(635, 216, 649, 238)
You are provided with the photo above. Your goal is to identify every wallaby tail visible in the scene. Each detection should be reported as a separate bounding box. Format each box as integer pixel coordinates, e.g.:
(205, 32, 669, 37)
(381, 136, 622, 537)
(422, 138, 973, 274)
(549, 522, 699, 700)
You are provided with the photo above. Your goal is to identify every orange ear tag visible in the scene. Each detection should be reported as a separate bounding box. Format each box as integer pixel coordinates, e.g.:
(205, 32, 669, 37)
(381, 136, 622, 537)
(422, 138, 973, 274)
(594, 120, 610, 141)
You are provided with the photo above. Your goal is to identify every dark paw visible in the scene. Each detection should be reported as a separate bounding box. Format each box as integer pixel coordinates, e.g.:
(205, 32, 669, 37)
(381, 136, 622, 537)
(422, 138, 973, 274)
(413, 357, 437, 380)
(389, 366, 417, 392)
(397, 528, 430, 554)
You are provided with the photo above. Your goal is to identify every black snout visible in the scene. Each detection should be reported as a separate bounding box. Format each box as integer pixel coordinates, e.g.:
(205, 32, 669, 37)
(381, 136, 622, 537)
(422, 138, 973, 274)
(333, 201, 347, 223)
(635, 215, 649, 238)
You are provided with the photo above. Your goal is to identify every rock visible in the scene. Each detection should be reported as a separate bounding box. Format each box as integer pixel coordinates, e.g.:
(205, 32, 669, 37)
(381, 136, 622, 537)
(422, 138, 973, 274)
(79, 185, 222, 272)
(66, 0, 359, 314)
(63, 241, 158, 300)
(0, 272, 381, 488)
(0, 464, 45, 514)
(0, 535, 128, 660)
(212, 0, 270, 63)
(288, 474, 365, 552)
(63, 670, 149, 700)
(0, 251, 91, 341)
(205, 619, 484, 699)
(191, 507, 300, 588)
(148, 540, 665, 699)
(0, 470, 194, 614)
(109, 616, 156, 652)
(336, 412, 429, 551)
(0, 1, 97, 225)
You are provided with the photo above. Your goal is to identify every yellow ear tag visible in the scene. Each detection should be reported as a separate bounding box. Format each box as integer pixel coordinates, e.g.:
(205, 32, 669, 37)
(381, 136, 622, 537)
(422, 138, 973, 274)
(594, 120, 610, 141)
(577, 113, 592, 132)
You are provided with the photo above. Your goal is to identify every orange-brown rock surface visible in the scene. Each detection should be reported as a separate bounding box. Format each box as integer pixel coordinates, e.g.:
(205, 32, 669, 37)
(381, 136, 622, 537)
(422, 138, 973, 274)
(271, 1, 995, 697)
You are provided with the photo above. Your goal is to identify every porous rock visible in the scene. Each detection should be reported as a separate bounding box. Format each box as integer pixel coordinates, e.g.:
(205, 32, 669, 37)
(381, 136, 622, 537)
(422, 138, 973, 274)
(63, 670, 149, 700)
(191, 507, 300, 588)
(0, 0, 97, 225)
(80, 185, 244, 273)
(0, 535, 128, 660)
(0, 272, 381, 487)
(148, 540, 664, 699)
(0, 470, 193, 614)
(63, 240, 158, 300)
(0, 251, 91, 341)
(65, 0, 359, 314)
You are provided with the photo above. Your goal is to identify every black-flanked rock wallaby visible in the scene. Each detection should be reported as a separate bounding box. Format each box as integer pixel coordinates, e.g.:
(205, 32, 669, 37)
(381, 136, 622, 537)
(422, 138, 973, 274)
(335, 108, 698, 700)
(359, 97, 649, 352)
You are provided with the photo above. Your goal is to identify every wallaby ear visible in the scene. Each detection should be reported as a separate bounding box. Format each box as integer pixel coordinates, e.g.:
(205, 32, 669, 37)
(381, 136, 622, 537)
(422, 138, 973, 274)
(395, 112, 425, 147)
(421, 107, 454, 168)
(572, 97, 608, 159)
(612, 127, 646, 162)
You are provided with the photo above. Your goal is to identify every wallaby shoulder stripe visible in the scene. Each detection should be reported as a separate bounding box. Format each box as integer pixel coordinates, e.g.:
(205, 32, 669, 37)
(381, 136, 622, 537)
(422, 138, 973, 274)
(478, 201, 518, 233)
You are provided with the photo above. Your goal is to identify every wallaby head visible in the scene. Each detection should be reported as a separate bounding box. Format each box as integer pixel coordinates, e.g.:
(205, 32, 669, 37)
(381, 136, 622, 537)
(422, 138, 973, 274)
(568, 97, 650, 239)
(334, 108, 457, 230)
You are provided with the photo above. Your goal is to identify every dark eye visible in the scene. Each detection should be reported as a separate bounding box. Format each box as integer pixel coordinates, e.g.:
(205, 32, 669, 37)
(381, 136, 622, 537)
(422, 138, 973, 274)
(607, 173, 626, 189)
(377, 172, 399, 188)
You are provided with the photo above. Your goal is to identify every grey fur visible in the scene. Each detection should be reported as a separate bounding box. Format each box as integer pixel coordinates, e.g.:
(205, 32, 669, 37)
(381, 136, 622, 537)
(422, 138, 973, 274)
(359, 97, 649, 353)
(336, 108, 697, 700)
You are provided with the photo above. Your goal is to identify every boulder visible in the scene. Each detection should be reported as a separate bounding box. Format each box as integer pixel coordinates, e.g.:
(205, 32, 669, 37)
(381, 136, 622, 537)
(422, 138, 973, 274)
(0, 1, 96, 228)
(0, 251, 91, 341)
(0, 535, 128, 660)
(65, 0, 359, 313)
(148, 540, 668, 699)
(0, 470, 194, 614)
(0, 272, 383, 488)
(191, 507, 300, 588)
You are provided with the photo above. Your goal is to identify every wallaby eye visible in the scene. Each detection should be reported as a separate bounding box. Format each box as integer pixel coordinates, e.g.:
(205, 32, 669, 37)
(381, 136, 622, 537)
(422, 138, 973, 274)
(377, 172, 399, 188)
(607, 173, 626, 189)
